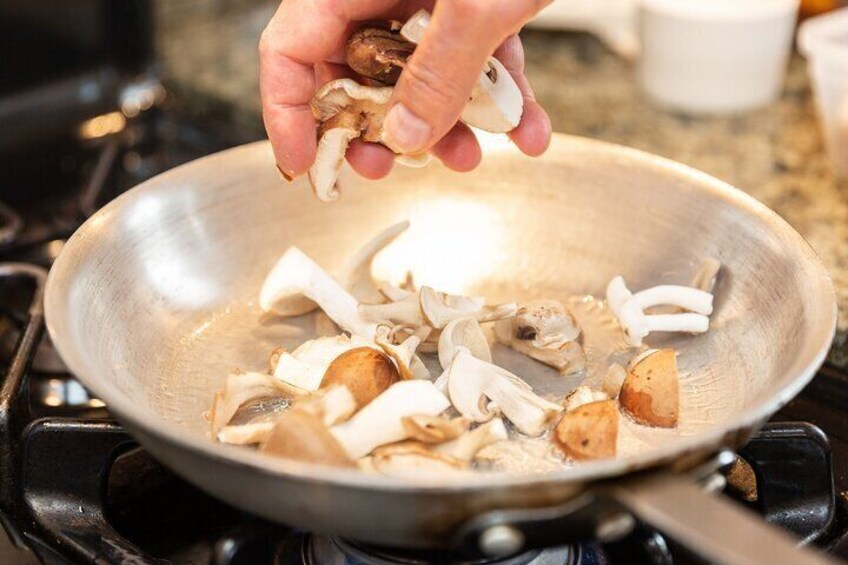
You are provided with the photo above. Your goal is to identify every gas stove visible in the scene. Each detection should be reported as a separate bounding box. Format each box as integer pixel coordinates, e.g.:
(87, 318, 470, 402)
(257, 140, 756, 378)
(1, 107, 848, 564)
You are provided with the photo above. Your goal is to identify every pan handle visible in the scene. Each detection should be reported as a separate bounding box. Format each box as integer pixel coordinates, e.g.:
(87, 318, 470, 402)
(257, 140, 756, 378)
(608, 472, 837, 565)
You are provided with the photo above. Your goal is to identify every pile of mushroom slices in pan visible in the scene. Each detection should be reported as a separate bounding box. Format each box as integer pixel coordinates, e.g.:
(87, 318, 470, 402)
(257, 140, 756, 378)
(206, 221, 721, 482)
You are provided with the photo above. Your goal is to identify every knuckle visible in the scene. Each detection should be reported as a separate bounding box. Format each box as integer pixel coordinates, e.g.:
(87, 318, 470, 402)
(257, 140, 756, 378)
(401, 57, 467, 112)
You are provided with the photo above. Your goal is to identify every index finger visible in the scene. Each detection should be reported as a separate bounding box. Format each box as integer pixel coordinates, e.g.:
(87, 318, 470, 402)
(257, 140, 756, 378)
(259, 0, 400, 178)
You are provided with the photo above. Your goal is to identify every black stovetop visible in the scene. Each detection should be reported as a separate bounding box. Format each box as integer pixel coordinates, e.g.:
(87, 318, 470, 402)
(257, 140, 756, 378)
(1, 109, 847, 565)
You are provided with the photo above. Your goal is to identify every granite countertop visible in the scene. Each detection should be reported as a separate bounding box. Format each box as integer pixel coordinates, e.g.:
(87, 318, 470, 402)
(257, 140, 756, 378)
(157, 4, 848, 364)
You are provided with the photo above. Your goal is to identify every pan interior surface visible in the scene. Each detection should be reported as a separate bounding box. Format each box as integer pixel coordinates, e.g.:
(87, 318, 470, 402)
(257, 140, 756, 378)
(45, 136, 835, 489)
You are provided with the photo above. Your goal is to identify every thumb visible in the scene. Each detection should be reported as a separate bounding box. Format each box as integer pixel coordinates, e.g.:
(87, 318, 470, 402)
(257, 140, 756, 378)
(384, 2, 519, 154)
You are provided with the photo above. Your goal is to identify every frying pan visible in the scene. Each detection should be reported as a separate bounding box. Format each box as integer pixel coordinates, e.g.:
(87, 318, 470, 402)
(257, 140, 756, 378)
(44, 135, 837, 563)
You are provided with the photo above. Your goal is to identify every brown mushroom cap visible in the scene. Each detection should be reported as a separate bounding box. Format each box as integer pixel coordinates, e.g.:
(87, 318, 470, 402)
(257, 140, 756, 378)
(620, 349, 680, 428)
(553, 399, 618, 461)
(322, 347, 400, 409)
(345, 26, 414, 85)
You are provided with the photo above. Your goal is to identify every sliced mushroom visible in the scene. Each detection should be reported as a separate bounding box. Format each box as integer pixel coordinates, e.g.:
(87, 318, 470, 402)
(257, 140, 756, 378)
(338, 221, 410, 304)
(330, 380, 450, 459)
(359, 295, 424, 325)
(321, 347, 399, 409)
(554, 399, 619, 461)
(260, 408, 353, 467)
(309, 79, 394, 201)
(446, 348, 563, 436)
(294, 384, 358, 426)
(218, 421, 275, 445)
(438, 317, 491, 370)
(374, 324, 430, 380)
(273, 334, 372, 391)
(419, 286, 516, 330)
(432, 418, 509, 461)
(400, 10, 523, 133)
(379, 282, 416, 302)
(209, 372, 307, 436)
(562, 385, 609, 412)
(602, 363, 627, 398)
(620, 349, 679, 428)
(494, 299, 586, 374)
(370, 442, 469, 480)
(259, 247, 377, 339)
(401, 414, 470, 443)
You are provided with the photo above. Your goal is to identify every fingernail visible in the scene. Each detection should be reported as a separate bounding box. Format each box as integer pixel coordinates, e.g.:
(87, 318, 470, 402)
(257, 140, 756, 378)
(276, 164, 294, 183)
(384, 103, 432, 153)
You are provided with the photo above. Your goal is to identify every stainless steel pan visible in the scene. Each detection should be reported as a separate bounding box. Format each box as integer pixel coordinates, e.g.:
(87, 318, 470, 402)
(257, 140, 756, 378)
(44, 135, 837, 563)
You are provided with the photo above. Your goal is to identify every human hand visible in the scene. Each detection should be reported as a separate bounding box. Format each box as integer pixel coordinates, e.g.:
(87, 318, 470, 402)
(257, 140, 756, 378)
(260, 0, 552, 182)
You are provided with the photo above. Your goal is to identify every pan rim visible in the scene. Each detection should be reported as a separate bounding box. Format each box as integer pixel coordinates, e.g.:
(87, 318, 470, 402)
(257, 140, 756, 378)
(44, 134, 838, 494)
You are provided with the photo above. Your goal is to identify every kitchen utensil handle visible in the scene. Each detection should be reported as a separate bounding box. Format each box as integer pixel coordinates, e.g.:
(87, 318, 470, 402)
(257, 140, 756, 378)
(609, 472, 837, 565)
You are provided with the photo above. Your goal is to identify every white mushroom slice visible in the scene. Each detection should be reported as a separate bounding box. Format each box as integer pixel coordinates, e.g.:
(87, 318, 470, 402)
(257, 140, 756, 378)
(217, 421, 275, 445)
(401, 415, 470, 443)
(494, 300, 585, 374)
(433, 369, 449, 394)
(273, 334, 371, 391)
(446, 348, 563, 436)
(374, 324, 429, 380)
(259, 247, 377, 340)
(371, 442, 470, 481)
(309, 79, 394, 201)
(209, 372, 307, 436)
(563, 385, 609, 412)
(330, 380, 450, 459)
(502, 338, 587, 374)
(433, 418, 509, 461)
(460, 57, 524, 133)
(606, 276, 713, 347)
(338, 221, 410, 304)
(409, 354, 432, 380)
(359, 296, 424, 325)
(438, 317, 491, 370)
(379, 283, 416, 302)
(400, 10, 523, 133)
(419, 286, 516, 330)
(508, 300, 581, 347)
(294, 385, 357, 426)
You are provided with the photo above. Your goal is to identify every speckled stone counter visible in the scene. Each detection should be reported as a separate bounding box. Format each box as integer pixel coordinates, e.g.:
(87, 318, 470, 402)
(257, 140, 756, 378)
(157, 4, 848, 364)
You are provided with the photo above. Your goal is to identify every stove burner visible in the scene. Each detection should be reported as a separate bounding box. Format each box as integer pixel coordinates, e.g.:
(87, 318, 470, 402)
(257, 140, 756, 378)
(310, 536, 555, 565)
(0, 202, 23, 246)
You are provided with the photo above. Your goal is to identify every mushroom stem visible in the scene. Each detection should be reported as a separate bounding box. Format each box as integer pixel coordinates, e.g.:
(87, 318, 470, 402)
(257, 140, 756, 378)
(338, 221, 410, 304)
(260, 247, 377, 340)
(606, 276, 714, 347)
(631, 286, 713, 315)
(644, 313, 710, 333)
